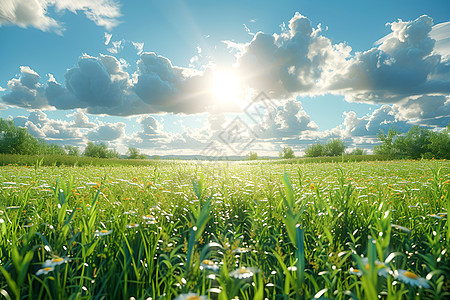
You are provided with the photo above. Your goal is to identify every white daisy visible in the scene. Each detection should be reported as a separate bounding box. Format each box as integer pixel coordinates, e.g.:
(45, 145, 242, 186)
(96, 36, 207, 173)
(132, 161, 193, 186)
(95, 229, 112, 237)
(36, 266, 54, 275)
(200, 259, 220, 272)
(394, 269, 430, 288)
(42, 256, 69, 268)
(229, 267, 259, 280)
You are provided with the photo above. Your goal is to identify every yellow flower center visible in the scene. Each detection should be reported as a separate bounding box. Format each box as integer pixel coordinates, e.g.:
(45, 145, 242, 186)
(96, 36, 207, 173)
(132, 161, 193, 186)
(130, 223, 135, 226)
(239, 268, 250, 274)
(44, 267, 52, 271)
(52, 257, 63, 263)
(404, 271, 418, 279)
(186, 296, 200, 300)
(101, 230, 109, 233)
(202, 259, 214, 265)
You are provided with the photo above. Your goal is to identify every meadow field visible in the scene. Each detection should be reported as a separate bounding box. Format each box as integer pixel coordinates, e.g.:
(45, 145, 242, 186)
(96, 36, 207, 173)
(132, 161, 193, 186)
(0, 159, 449, 299)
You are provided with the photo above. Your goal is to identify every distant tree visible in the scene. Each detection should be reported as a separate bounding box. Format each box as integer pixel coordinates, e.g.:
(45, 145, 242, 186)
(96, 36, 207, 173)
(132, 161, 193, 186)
(152, 155, 160, 160)
(247, 151, 258, 160)
(0, 118, 40, 155)
(394, 126, 432, 159)
(107, 148, 121, 159)
(279, 147, 295, 159)
(64, 145, 80, 156)
(45, 144, 66, 155)
(348, 148, 366, 155)
(126, 147, 147, 159)
(83, 142, 119, 158)
(374, 128, 401, 155)
(304, 143, 325, 157)
(374, 126, 449, 159)
(426, 128, 450, 159)
(325, 139, 346, 156)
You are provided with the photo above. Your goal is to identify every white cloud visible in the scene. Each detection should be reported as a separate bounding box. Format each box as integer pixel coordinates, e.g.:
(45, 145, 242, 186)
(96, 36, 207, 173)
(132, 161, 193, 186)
(13, 110, 86, 145)
(0, 85, 5, 92)
(253, 99, 318, 138)
(2, 52, 218, 116)
(243, 24, 254, 36)
(132, 42, 144, 55)
(231, 13, 449, 107)
(376, 21, 450, 61)
(395, 95, 450, 127)
(107, 40, 124, 54)
(2, 66, 49, 109)
(0, 0, 61, 33)
(342, 105, 412, 138)
(104, 32, 112, 45)
(232, 13, 351, 98)
(70, 111, 97, 128)
(86, 121, 125, 141)
(0, 0, 121, 33)
(329, 15, 450, 103)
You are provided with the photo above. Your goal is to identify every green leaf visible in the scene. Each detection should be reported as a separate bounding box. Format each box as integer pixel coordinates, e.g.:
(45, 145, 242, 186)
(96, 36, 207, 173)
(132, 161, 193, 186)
(282, 172, 295, 210)
(0, 266, 19, 300)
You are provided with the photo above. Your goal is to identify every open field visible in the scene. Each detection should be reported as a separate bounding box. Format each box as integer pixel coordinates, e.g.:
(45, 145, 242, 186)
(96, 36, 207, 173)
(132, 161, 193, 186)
(0, 160, 449, 299)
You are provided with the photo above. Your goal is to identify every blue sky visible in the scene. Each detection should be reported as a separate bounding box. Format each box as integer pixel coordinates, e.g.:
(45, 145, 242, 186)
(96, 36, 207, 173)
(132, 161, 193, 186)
(0, 0, 449, 156)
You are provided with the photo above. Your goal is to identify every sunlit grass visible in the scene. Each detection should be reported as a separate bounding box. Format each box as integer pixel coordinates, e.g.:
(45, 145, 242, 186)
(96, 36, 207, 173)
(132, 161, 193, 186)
(0, 159, 448, 299)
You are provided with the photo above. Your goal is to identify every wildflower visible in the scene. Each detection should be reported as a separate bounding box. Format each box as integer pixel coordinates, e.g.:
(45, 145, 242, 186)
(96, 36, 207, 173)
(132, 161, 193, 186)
(232, 247, 249, 254)
(360, 257, 390, 278)
(427, 214, 443, 219)
(229, 267, 258, 280)
(95, 229, 112, 237)
(143, 214, 155, 221)
(349, 267, 362, 276)
(43, 256, 69, 268)
(394, 270, 430, 288)
(126, 223, 139, 229)
(200, 259, 220, 272)
(36, 266, 54, 275)
(174, 293, 208, 300)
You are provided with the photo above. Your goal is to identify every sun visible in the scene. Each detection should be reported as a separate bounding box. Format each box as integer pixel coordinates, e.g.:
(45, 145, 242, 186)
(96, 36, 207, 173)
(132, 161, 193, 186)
(213, 71, 242, 104)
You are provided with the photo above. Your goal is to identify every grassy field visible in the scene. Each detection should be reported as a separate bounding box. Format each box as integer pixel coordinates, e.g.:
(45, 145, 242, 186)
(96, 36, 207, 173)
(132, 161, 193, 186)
(0, 159, 449, 299)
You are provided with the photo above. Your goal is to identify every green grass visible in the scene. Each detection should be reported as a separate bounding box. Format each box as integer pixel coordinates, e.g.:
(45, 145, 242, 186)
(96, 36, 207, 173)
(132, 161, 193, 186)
(0, 159, 449, 299)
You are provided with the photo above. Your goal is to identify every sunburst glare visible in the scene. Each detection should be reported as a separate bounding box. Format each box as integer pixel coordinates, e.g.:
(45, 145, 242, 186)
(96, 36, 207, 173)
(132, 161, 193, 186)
(213, 71, 244, 105)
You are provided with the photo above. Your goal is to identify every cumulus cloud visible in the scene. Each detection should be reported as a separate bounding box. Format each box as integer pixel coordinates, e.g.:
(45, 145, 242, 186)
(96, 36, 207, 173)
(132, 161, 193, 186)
(70, 111, 97, 128)
(253, 99, 318, 138)
(230, 13, 350, 98)
(0, 0, 121, 33)
(2, 66, 49, 109)
(231, 13, 449, 107)
(376, 21, 450, 61)
(329, 15, 450, 103)
(395, 95, 450, 127)
(342, 105, 412, 138)
(1, 52, 218, 116)
(86, 122, 125, 141)
(13, 110, 85, 145)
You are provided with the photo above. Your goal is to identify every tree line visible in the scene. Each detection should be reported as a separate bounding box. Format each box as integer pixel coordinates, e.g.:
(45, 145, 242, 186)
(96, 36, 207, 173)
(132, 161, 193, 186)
(1, 117, 448, 160)
(0, 118, 147, 159)
(273, 125, 449, 159)
(373, 125, 449, 159)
